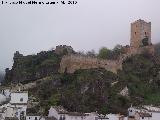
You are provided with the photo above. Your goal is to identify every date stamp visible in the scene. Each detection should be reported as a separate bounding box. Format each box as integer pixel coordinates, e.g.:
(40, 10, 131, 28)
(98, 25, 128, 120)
(0, 0, 78, 5)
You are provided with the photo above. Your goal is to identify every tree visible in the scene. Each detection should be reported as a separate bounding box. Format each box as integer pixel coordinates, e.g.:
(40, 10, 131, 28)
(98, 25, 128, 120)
(112, 44, 123, 59)
(113, 44, 123, 52)
(142, 37, 149, 46)
(98, 47, 112, 59)
(86, 49, 96, 57)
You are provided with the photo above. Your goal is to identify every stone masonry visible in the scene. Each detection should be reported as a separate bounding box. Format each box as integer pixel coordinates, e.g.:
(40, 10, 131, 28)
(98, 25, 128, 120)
(59, 55, 122, 74)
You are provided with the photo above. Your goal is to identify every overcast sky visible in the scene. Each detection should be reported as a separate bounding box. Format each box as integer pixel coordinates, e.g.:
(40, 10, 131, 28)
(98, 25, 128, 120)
(0, 0, 160, 72)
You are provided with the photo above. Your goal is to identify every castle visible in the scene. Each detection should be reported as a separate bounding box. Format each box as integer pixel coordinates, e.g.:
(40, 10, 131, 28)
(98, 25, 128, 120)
(59, 19, 155, 74)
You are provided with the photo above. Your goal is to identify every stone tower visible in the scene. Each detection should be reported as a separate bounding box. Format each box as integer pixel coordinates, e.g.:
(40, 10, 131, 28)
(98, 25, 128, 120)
(130, 19, 151, 48)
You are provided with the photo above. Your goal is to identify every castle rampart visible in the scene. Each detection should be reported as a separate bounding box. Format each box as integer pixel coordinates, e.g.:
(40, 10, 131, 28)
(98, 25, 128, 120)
(59, 19, 155, 74)
(59, 54, 121, 74)
(59, 46, 154, 74)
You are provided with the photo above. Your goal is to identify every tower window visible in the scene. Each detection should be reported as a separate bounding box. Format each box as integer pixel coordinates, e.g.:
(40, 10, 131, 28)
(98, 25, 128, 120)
(145, 32, 147, 35)
(135, 32, 136, 35)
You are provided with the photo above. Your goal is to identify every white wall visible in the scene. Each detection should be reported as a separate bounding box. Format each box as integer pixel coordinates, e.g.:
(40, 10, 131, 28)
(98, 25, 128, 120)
(148, 112, 160, 120)
(10, 92, 28, 104)
(4, 107, 15, 118)
(140, 117, 151, 120)
(84, 113, 98, 120)
(26, 116, 41, 120)
(48, 107, 108, 120)
(0, 94, 7, 104)
(48, 107, 60, 119)
(65, 115, 83, 120)
(107, 114, 121, 120)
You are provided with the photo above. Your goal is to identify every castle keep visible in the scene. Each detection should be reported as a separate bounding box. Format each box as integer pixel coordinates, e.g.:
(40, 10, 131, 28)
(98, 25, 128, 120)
(130, 19, 151, 48)
(59, 19, 154, 74)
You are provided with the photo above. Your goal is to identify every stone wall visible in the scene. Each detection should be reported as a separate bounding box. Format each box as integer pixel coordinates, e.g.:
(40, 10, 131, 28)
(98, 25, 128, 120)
(59, 46, 155, 74)
(59, 55, 122, 74)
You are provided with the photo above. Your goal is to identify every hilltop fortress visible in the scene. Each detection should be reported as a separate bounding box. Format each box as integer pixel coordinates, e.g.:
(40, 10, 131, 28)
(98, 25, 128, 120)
(59, 19, 155, 74)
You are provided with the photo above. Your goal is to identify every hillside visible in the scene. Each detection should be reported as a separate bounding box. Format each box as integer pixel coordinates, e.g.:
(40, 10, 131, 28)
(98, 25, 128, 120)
(3, 44, 160, 115)
(4, 45, 74, 84)
(27, 54, 160, 115)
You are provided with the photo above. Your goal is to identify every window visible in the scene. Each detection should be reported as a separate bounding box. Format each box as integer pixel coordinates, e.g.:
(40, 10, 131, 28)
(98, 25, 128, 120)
(145, 32, 147, 35)
(20, 98, 23, 102)
(35, 117, 37, 120)
(135, 32, 136, 35)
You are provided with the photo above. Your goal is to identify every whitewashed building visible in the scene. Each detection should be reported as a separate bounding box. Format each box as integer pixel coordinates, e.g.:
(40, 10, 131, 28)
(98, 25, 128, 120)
(0, 88, 28, 120)
(107, 114, 127, 120)
(26, 115, 41, 120)
(48, 106, 109, 120)
(128, 106, 152, 120)
(0, 89, 11, 105)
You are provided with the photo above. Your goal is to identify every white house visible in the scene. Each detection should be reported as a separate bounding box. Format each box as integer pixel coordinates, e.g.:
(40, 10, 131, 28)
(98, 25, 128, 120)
(128, 106, 152, 120)
(10, 91, 28, 119)
(10, 91, 28, 104)
(0, 94, 7, 104)
(0, 89, 11, 105)
(107, 114, 127, 120)
(26, 115, 41, 120)
(48, 106, 109, 120)
(0, 88, 28, 120)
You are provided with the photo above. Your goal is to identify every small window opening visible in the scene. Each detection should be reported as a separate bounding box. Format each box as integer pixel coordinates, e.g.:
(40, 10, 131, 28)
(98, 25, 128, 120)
(20, 98, 23, 102)
(145, 32, 147, 35)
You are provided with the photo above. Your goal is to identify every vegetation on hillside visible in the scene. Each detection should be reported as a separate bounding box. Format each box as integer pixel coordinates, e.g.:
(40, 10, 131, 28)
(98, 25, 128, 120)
(3, 44, 160, 115)
(27, 53, 160, 115)
(4, 50, 61, 84)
